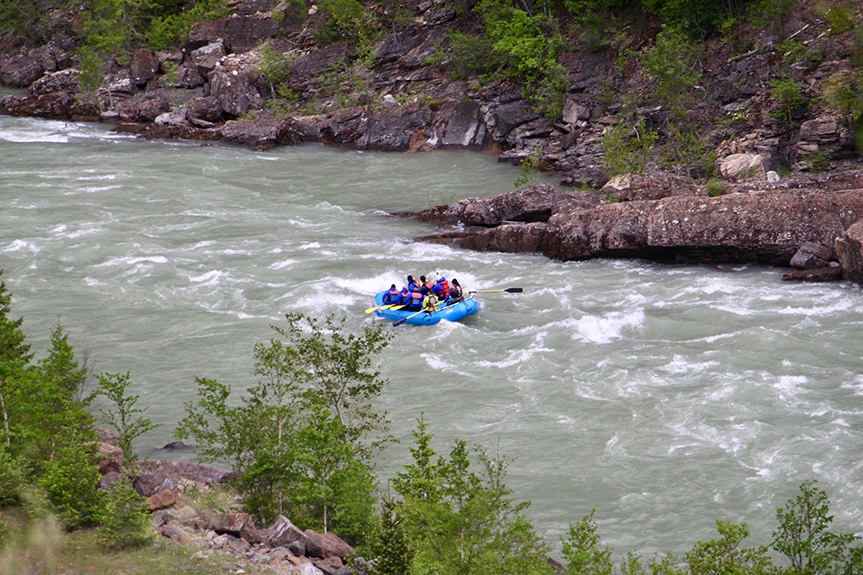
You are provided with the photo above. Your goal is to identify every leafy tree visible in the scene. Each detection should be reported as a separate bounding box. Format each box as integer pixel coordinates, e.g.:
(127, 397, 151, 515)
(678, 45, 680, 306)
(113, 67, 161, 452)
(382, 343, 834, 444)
(96, 372, 161, 468)
(368, 496, 415, 575)
(686, 520, 776, 575)
(97, 475, 152, 549)
(0, 271, 33, 448)
(640, 26, 702, 112)
(772, 479, 863, 575)
(392, 417, 552, 575)
(177, 313, 392, 545)
(561, 509, 613, 575)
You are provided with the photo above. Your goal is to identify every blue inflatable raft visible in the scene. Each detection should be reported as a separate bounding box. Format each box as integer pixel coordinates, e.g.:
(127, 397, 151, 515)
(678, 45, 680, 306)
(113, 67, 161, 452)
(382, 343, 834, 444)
(372, 291, 479, 326)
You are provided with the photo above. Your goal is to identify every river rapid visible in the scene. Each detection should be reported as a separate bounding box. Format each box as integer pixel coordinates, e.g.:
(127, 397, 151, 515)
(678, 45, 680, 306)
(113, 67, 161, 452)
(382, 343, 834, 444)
(2, 114, 863, 558)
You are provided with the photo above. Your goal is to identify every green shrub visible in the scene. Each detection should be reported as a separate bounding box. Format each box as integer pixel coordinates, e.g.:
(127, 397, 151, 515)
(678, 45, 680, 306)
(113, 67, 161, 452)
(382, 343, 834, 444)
(640, 26, 702, 110)
(0, 450, 27, 508)
(602, 117, 658, 176)
(770, 77, 808, 122)
(706, 179, 724, 197)
(821, 69, 863, 121)
(97, 476, 152, 550)
(37, 444, 103, 530)
(772, 479, 863, 574)
(820, 2, 858, 36)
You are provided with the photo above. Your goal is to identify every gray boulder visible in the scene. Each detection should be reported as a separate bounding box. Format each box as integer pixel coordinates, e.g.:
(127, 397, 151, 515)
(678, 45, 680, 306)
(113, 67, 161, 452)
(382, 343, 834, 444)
(837, 219, 863, 285)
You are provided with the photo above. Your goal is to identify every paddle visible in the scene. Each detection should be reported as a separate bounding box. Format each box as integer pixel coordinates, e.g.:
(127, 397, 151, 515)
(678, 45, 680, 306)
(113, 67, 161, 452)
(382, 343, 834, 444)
(392, 298, 450, 327)
(468, 288, 523, 293)
(365, 303, 400, 314)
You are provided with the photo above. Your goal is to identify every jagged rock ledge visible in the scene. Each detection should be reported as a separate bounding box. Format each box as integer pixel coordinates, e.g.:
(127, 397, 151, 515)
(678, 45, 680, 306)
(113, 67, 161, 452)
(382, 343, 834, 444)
(413, 175, 863, 287)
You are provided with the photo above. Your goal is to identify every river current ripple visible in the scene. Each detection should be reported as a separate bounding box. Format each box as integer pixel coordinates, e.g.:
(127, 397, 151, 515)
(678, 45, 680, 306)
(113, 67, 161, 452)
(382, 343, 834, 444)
(2, 115, 863, 557)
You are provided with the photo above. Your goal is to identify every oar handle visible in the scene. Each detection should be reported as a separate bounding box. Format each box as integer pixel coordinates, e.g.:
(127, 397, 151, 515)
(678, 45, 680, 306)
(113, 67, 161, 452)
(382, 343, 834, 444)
(392, 298, 450, 327)
(469, 288, 523, 293)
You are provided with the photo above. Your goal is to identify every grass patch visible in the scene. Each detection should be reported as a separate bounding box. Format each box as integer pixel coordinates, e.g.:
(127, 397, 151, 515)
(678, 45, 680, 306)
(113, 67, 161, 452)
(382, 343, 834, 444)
(0, 509, 267, 575)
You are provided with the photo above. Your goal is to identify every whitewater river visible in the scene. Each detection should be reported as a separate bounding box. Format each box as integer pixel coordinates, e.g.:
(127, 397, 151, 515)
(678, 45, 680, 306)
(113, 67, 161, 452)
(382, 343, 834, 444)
(2, 114, 863, 558)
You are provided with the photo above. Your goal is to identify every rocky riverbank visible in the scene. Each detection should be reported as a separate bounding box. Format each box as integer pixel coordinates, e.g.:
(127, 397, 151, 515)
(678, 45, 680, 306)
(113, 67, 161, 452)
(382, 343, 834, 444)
(97, 432, 369, 575)
(413, 176, 863, 285)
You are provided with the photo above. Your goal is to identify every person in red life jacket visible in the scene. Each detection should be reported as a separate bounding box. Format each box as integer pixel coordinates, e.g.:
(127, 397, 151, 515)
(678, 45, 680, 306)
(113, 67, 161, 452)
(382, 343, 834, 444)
(447, 278, 464, 303)
(404, 284, 424, 311)
(432, 277, 449, 297)
(383, 284, 401, 305)
(418, 275, 430, 295)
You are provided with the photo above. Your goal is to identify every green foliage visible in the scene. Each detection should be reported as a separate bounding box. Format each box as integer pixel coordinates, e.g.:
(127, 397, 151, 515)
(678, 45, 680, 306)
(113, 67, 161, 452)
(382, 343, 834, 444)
(0, 449, 27, 507)
(772, 479, 863, 575)
(368, 497, 415, 575)
(514, 149, 543, 188)
(561, 510, 613, 575)
(96, 372, 161, 468)
(315, 0, 377, 46)
(177, 314, 392, 547)
(445, 32, 502, 79)
(821, 69, 863, 122)
(686, 520, 775, 575)
(706, 179, 724, 197)
(145, 0, 230, 51)
(640, 26, 702, 110)
(819, 2, 858, 36)
(392, 416, 552, 575)
(601, 117, 658, 176)
(769, 78, 808, 122)
(37, 443, 103, 530)
(746, 0, 796, 35)
(97, 475, 152, 549)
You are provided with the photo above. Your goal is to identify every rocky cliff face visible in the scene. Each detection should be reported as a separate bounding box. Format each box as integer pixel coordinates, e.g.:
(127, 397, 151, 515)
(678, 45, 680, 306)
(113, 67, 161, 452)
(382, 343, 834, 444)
(1, 0, 860, 176)
(3, 0, 863, 284)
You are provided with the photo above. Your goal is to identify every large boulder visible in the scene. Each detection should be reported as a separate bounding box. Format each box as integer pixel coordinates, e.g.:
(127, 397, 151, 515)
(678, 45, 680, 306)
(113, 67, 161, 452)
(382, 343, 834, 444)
(718, 153, 766, 180)
(837, 219, 863, 285)
(130, 49, 159, 86)
(209, 70, 261, 117)
(219, 116, 299, 149)
(540, 190, 863, 264)
(424, 100, 488, 149)
(303, 529, 355, 560)
(417, 183, 601, 226)
(201, 510, 259, 543)
(358, 102, 434, 151)
(266, 515, 312, 548)
(0, 51, 44, 87)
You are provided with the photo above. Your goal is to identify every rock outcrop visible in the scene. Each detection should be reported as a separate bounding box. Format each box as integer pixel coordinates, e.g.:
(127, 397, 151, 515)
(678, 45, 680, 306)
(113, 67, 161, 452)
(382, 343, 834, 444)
(415, 178, 863, 281)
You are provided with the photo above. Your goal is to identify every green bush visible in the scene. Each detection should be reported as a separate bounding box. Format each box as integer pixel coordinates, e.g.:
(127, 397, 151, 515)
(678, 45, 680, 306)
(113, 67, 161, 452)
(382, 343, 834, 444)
(602, 117, 658, 176)
(821, 2, 858, 36)
(706, 179, 723, 197)
(640, 26, 702, 110)
(0, 450, 27, 508)
(770, 77, 808, 122)
(97, 476, 152, 550)
(37, 444, 103, 530)
(772, 479, 863, 574)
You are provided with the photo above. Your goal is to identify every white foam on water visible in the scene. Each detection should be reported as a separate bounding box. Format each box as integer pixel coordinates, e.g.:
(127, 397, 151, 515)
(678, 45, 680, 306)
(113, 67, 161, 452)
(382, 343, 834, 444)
(188, 270, 226, 285)
(96, 255, 169, 268)
(299, 242, 321, 250)
(569, 309, 645, 344)
(51, 224, 67, 234)
(83, 185, 122, 193)
(3, 239, 40, 253)
(775, 299, 855, 317)
(269, 259, 298, 270)
(773, 374, 807, 400)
